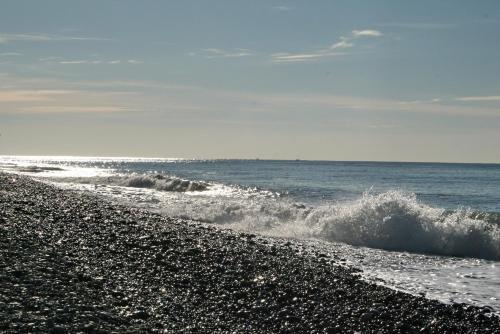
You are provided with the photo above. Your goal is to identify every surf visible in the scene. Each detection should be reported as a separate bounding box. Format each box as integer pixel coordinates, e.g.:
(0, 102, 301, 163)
(145, 185, 500, 261)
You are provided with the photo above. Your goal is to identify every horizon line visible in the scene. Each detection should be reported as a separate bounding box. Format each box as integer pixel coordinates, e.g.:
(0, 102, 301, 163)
(1, 154, 499, 165)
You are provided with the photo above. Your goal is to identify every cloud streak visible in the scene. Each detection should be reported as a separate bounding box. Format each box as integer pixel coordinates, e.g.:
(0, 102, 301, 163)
(2, 74, 499, 118)
(352, 30, 383, 37)
(41, 58, 143, 65)
(0, 33, 108, 44)
(0, 90, 75, 102)
(455, 96, 500, 102)
(271, 51, 347, 63)
(272, 29, 383, 63)
(19, 106, 134, 113)
(127, 59, 143, 64)
(272, 6, 292, 11)
(195, 48, 254, 59)
(0, 86, 137, 115)
(0, 52, 22, 57)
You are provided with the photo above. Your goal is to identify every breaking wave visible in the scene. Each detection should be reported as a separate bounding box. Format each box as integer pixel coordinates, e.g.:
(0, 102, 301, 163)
(303, 191, 500, 260)
(118, 174, 208, 192)
(57, 174, 209, 192)
(41, 170, 500, 260)
(157, 190, 500, 260)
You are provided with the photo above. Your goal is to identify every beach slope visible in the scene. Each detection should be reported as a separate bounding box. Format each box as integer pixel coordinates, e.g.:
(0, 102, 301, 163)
(1, 174, 499, 333)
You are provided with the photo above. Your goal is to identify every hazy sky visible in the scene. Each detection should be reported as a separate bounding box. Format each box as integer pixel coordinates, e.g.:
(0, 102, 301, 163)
(1, 1, 500, 162)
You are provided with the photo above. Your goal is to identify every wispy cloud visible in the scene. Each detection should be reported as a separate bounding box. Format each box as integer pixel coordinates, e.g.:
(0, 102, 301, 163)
(455, 96, 500, 102)
(331, 29, 383, 49)
(0, 33, 108, 44)
(272, 29, 383, 63)
(399, 98, 442, 105)
(236, 93, 499, 117)
(0, 89, 75, 102)
(352, 30, 383, 37)
(0, 84, 138, 115)
(195, 48, 254, 59)
(41, 57, 143, 65)
(330, 40, 354, 50)
(0, 52, 22, 57)
(271, 51, 347, 63)
(2, 74, 498, 118)
(59, 60, 88, 64)
(39, 56, 63, 62)
(19, 106, 134, 113)
(127, 59, 143, 64)
(272, 6, 292, 11)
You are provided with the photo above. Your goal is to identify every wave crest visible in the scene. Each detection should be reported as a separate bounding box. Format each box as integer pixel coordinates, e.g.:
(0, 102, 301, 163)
(56, 174, 209, 192)
(304, 191, 500, 260)
(161, 190, 500, 260)
(120, 174, 208, 192)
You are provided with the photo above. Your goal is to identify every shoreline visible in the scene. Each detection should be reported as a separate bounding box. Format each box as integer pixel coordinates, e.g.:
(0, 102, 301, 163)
(1, 173, 499, 333)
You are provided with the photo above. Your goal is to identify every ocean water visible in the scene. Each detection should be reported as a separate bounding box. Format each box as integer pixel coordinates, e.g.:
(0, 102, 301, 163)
(1, 156, 499, 313)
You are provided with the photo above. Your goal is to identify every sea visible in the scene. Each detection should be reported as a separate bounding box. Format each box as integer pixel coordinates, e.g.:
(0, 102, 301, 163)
(1, 156, 499, 313)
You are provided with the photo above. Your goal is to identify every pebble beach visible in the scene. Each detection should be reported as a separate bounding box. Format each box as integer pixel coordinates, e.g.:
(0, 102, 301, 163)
(1, 173, 499, 333)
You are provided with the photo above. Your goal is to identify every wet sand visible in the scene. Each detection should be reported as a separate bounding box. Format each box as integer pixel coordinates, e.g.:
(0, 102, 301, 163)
(1, 173, 499, 333)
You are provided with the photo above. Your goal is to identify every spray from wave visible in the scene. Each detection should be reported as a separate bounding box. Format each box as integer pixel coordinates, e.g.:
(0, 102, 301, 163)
(154, 189, 500, 260)
(303, 191, 500, 260)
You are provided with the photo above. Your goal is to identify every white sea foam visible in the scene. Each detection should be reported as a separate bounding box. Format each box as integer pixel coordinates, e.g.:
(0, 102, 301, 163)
(206, 192, 495, 259)
(105, 184, 499, 260)
(300, 191, 500, 260)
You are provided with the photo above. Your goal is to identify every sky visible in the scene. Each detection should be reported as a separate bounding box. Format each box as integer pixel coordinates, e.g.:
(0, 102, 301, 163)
(0, 0, 500, 162)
